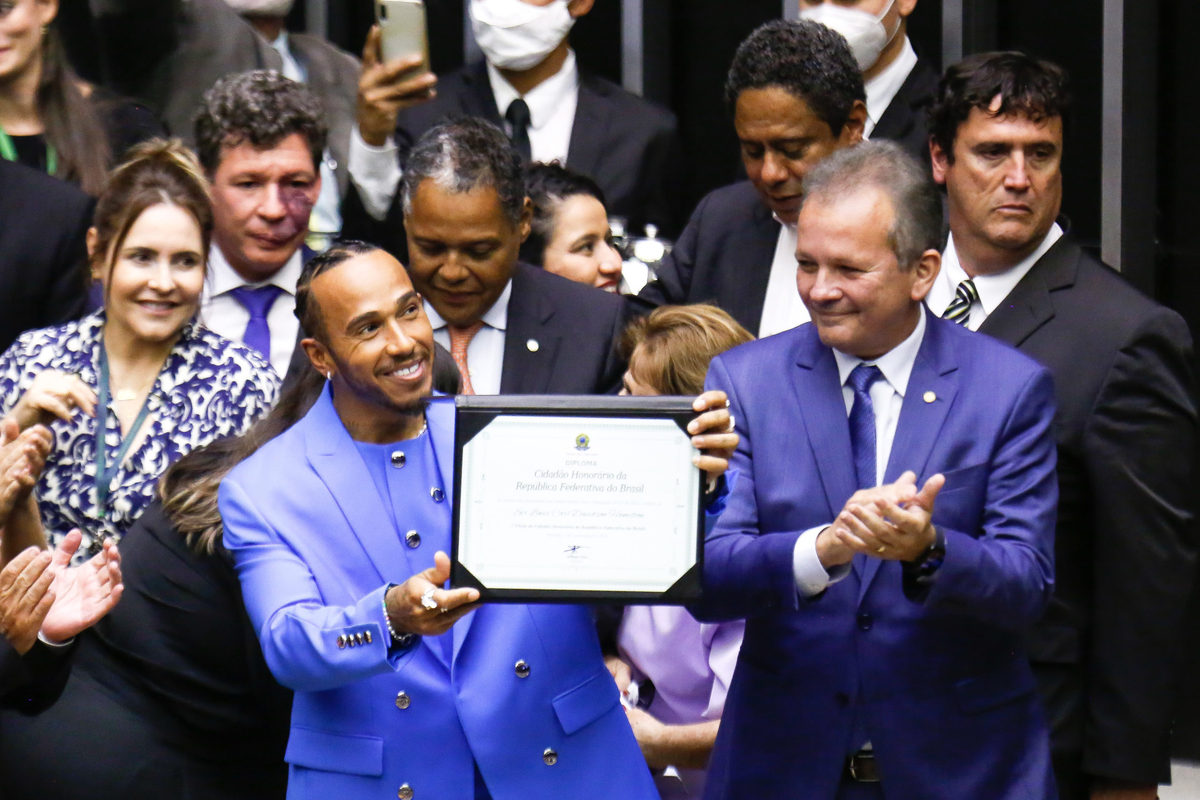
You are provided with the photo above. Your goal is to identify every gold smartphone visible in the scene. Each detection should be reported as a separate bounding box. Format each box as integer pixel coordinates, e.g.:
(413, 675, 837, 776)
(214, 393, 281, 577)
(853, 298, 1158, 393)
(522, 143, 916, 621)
(376, 0, 429, 70)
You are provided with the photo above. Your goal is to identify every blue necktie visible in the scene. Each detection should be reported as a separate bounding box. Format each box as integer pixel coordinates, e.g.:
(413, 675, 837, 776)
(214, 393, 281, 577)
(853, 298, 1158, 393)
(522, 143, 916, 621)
(847, 364, 883, 489)
(230, 285, 283, 362)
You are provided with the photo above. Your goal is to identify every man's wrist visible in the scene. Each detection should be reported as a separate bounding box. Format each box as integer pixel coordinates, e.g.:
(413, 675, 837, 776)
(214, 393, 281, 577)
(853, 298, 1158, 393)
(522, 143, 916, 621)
(381, 585, 418, 649)
(905, 526, 946, 576)
(815, 526, 853, 569)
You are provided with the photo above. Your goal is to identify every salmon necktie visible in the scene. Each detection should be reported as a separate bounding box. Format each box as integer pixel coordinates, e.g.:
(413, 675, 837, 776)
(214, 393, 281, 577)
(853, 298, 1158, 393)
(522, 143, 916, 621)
(448, 321, 485, 395)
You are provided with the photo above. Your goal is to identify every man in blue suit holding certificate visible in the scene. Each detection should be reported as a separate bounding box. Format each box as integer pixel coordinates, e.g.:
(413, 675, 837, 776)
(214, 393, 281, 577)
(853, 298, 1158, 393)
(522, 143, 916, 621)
(219, 241, 735, 799)
(696, 141, 1059, 799)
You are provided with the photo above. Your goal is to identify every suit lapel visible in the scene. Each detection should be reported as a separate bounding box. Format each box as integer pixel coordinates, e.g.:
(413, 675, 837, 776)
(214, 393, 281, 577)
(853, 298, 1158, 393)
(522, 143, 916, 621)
(500, 265, 561, 393)
(742, 203, 785, 334)
(420, 398, 476, 661)
(564, 76, 609, 179)
(858, 316, 959, 599)
(978, 237, 1078, 347)
(461, 62, 504, 122)
(791, 331, 857, 522)
(872, 60, 937, 142)
(304, 387, 413, 587)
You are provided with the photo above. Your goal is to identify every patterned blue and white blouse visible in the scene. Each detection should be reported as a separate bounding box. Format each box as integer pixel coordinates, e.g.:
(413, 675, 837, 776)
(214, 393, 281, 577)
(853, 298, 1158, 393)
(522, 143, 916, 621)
(0, 311, 280, 559)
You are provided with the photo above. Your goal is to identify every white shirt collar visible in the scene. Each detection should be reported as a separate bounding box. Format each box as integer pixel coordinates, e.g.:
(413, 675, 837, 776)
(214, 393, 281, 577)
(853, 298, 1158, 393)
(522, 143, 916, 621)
(936, 223, 1064, 319)
(207, 244, 304, 297)
(268, 31, 306, 84)
(423, 279, 513, 332)
(864, 37, 918, 135)
(486, 49, 579, 130)
(832, 303, 927, 397)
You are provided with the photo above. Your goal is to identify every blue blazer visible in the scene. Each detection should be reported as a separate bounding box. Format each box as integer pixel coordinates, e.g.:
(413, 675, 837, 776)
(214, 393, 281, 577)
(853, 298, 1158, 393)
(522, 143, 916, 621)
(219, 390, 657, 799)
(696, 313, 1059, 800)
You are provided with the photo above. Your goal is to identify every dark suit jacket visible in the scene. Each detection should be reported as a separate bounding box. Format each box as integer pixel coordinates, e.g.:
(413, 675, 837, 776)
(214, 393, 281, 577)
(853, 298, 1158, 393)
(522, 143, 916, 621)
(0, 639, 74, 715)
(872, 57, 939, 165)
(499, 263, 625, 395)
(978, 236, 1197, 787)
(0, 160, 92, 352)
(90, 0, 278, 140)
(89, 0, 358, 198)
(633, 181, 779, 336)
(341, 62, 684, 256)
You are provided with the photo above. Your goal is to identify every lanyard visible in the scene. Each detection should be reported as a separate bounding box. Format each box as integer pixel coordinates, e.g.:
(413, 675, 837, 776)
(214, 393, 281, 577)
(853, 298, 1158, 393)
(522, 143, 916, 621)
(0, 128, 59, 176)
(94, 344, 156, 519)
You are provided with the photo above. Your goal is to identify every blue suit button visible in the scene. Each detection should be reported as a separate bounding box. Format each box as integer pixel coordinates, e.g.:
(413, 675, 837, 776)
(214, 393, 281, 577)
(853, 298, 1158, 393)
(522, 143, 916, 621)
(857, 612, 873, 631)
(835, 692, 850, 707)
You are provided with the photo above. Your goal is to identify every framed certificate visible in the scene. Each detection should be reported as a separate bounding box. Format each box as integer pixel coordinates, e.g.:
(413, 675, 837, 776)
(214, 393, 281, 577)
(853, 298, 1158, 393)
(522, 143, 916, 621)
(451, 395, 704, 603)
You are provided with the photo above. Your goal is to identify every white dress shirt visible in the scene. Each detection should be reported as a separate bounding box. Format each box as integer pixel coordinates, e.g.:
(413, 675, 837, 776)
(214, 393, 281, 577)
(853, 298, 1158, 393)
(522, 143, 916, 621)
(757, 218, 812, 338)
(487, 49, 579, 166)
(426, 281, 513, 396)
(862, 37, 918, 139)
(200, 245, 303, 378)
(791, 307, 928, 596)
(926, 224, 1064, 331)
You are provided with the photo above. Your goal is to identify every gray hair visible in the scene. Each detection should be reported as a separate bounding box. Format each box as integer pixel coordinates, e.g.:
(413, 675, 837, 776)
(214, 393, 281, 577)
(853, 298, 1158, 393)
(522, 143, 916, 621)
(799, 140, 942, 270)
(400, 117, 526, 227)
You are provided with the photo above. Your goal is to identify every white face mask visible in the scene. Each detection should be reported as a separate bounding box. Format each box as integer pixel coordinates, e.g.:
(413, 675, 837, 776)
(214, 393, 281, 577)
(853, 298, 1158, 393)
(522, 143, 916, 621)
(798, 0, 900, 72)
(223, 0, 295, 16)
(470, 0, 575, 72)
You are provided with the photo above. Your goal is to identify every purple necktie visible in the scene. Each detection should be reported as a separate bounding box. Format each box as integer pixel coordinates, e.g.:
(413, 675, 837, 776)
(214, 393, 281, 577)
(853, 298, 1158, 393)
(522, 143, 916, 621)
(847, 363, 883, 489)
(230, 285, 283, 361)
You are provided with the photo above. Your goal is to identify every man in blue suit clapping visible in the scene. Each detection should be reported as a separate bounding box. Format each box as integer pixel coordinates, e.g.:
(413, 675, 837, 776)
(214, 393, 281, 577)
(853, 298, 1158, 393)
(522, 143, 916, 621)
(696, 141, 1059, 799)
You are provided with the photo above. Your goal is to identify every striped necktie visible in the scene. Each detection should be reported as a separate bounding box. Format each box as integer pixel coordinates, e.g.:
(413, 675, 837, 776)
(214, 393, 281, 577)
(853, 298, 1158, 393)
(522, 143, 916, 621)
(942, 279, 979, 327)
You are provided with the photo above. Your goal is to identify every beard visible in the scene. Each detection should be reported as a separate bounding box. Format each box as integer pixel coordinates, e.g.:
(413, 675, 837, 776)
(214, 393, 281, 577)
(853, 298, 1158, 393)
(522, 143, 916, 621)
(223, 0, 295, 17)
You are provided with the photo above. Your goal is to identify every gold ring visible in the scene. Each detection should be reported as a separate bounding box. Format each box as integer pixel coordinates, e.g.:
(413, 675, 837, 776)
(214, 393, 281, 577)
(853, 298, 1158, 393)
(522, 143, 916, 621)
(876, 545, 886, 554)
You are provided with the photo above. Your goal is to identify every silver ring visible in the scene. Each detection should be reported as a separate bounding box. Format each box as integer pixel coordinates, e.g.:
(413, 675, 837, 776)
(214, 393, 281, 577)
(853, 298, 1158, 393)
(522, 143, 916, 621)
(727, 414, 736, 433)
(420, 587, 438, 611)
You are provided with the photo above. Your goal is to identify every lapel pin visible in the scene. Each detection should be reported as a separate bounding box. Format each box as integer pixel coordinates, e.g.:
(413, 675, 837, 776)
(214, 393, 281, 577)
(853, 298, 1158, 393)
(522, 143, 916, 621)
(526, 338, 540, 353)
(923, 391, 937, 404)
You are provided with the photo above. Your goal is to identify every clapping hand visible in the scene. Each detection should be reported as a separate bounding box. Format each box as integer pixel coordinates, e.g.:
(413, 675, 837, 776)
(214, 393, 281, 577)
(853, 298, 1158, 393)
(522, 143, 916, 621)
(818, 471, 946, 567)
(0, 547, 55, 655)
(40, 531, 123, 645)
(0, 418, 52, 523)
